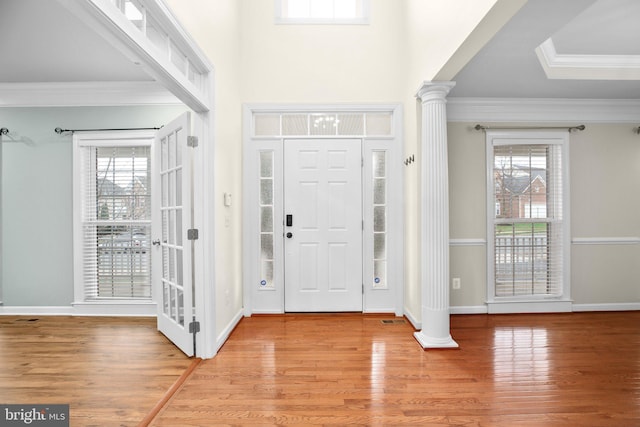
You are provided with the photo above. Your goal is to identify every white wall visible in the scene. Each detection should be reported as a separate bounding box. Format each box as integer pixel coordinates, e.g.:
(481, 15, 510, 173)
(164, 0, 499, 328)
(164, 0, 243, 341)
(447, 122, 640, 309)
(402, 0, 501, 321)
(239, 0, 406, 103)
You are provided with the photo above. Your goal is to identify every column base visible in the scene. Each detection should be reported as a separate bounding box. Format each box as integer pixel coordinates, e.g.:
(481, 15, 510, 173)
(413, 331, 459, 349)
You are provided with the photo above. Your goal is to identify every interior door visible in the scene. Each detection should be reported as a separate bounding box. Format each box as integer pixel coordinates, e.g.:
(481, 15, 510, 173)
(284, 139, 363, 312)
(152, 112, 194, 356)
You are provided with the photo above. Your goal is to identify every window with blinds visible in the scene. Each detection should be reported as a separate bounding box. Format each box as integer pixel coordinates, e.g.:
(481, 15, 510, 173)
(79, 145, 152, 300)
(489, 136, 566, 299)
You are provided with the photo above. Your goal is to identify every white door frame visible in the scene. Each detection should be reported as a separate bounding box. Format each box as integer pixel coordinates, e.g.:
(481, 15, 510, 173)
(242, 104, 404, 316)
(57, 0, 218, 359)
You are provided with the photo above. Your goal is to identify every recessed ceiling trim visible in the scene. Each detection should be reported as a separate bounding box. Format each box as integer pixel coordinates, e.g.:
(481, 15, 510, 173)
(0, 82, 181, 107)
(448, 97, 640, 123)
(536, 38, 640, 80)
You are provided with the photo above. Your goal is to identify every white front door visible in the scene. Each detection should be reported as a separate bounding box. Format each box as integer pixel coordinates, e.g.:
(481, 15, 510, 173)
(284, 139, 363, 312)
(152, 112, 195, 356)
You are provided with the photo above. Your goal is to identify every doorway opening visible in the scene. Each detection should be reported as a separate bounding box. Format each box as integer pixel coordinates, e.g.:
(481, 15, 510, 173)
(243, 105, 404, 315)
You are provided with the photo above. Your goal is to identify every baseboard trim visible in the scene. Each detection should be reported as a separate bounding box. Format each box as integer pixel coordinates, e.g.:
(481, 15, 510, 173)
(403, 307, 421, 330)
(0, 303, 157, 317)
(250, 309, 285, 315)
(487, 300, 573, 314)
(450, 305, 489, 314)
(215, 308, 244, 353)
(0, 306, 75, 316)
(572, 303, 640, 312)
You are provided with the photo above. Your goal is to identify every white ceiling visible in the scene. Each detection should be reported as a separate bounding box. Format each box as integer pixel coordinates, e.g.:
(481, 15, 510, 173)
(450, 0, 640, 99)
(1, 0, 638, 100)
(0, 0, 150, 82)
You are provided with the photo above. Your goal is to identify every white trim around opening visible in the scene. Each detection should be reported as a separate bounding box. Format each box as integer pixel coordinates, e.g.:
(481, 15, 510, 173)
(242, 104, 404, 316)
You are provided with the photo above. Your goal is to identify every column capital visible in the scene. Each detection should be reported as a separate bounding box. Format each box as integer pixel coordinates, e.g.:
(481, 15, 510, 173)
(415, 81, 456, 103)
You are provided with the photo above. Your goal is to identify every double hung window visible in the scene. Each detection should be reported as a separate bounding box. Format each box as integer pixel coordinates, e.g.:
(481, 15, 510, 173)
(74, 133, 154, 302)
(487, 131, 570, 303)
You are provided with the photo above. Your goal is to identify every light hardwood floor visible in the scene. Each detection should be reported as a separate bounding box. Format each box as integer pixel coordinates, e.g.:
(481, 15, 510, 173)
(1, 312, 639, 426)
(0, 316, 192, 426)
(155, 312, 640, 426)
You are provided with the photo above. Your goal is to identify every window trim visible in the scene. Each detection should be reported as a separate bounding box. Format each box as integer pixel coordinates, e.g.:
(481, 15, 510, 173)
(485, 130, 572, 313)
(274, 0, 370, 25)
(72, 130, 156, 307)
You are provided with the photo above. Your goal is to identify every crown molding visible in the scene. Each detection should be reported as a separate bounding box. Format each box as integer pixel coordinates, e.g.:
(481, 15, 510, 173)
(536, 38, 640, 81)
(447, 97, 640, 123)
(0, 81, 181, 107)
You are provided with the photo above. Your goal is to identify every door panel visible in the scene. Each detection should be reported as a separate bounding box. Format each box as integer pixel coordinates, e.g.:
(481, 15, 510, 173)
(284, 139, 362, 312)
(153, 112, 194, 356)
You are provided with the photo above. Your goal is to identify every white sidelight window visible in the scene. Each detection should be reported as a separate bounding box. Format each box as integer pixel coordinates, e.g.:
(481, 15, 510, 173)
(486, 131, 570, 311)
(73, 132, 155, 302)
(244, 105, 403, 315)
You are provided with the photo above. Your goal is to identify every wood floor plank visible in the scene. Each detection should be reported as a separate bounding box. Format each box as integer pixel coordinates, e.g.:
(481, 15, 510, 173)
(154, 312, 640, 426)
(0, 316, 192, 426)
(2, 312, 639, 425)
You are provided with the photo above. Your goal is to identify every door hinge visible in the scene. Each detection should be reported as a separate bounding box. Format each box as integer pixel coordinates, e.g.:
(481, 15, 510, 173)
(362, 284, 365, 294)
(187, 228, 199, 240)
(189, 320, 200, 334)
(187, 136, 198, 147)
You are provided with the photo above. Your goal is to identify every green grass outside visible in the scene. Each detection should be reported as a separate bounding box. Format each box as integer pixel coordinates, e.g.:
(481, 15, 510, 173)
(496, 223, 548, 235)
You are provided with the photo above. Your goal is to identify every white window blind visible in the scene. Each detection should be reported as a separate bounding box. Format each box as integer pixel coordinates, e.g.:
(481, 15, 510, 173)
(79, 145, 152, 300)
(491, 141, 565, 298)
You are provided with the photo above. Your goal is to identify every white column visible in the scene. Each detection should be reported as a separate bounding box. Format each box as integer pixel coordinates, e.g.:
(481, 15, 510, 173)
(414, 81, 458, 349)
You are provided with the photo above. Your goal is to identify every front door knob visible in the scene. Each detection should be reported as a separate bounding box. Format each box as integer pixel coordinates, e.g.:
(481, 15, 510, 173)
(286, 232, 293, 239)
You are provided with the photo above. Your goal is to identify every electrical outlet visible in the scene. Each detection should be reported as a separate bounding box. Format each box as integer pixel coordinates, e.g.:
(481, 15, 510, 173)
(452, 278, 461, 290)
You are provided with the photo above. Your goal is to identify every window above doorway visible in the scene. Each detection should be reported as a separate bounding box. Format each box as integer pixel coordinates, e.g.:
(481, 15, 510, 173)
(252, 111, 393, 138)
(275, 0, 370, 25)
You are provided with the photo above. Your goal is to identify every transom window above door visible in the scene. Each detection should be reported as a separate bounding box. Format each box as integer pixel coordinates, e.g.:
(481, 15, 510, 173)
(253, 111, 393, 137)
(275, 0, 370, 24)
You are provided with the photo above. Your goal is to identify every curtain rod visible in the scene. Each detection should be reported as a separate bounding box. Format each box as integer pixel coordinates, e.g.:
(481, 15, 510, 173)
(54, 126, 161, 134)
(474, 124, 585, 132)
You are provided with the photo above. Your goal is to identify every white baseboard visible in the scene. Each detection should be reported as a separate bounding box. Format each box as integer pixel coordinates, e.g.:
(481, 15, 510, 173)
(403, 307, 421, 330)
(215, 308, 244, 353)
(72, 302, 156, 316)
(363, 308, 397, 314)
(450, 305, 489, 314)
(572, 303, 640, 312)
(250, 309, 285, 315)
(0, 306, 75, 316)
(0, 303, 157, 317)
(487, 300, 573, 314)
